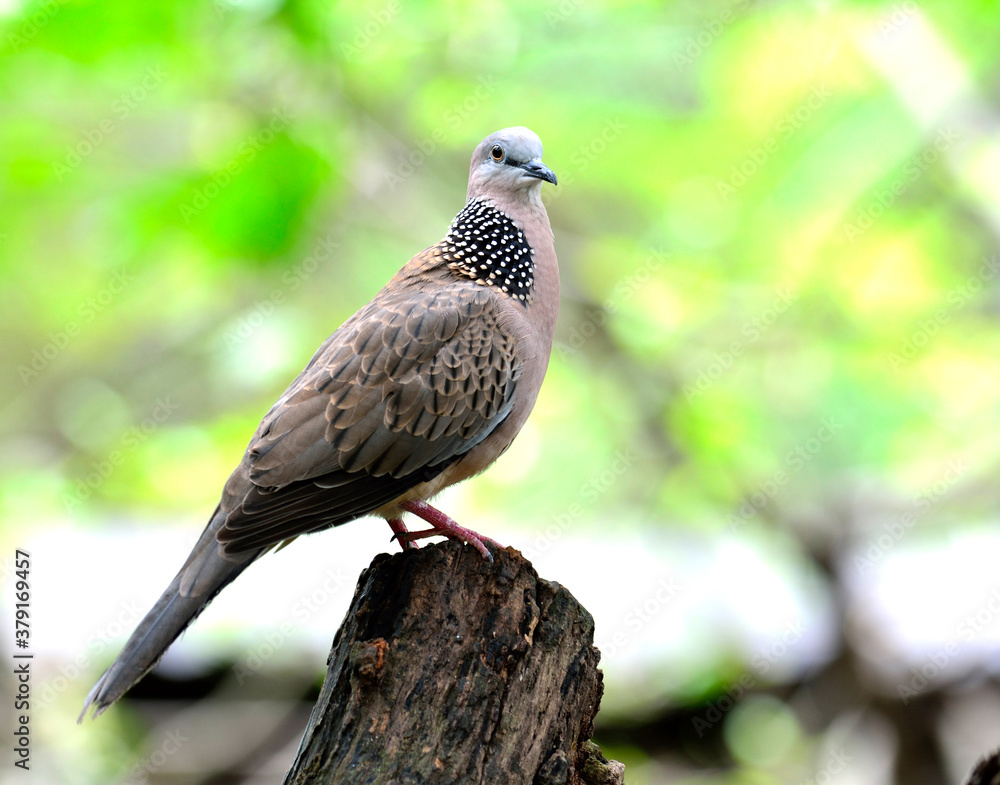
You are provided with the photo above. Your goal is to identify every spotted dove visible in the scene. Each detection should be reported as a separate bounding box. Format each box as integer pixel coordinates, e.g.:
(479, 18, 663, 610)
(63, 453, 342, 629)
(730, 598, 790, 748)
(80, 127, 559, 719)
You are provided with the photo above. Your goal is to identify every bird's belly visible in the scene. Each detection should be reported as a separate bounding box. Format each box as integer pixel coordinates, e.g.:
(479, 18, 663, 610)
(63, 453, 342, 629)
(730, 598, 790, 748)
(374, 421, 520, 519)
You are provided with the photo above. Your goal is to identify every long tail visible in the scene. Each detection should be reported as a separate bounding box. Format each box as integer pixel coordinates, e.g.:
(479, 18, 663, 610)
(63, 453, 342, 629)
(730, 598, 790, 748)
(79, 509, 259, 721)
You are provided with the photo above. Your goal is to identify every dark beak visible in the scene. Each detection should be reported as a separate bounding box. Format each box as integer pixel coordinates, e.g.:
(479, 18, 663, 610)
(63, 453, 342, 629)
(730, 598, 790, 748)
(519, 159, 558, 185)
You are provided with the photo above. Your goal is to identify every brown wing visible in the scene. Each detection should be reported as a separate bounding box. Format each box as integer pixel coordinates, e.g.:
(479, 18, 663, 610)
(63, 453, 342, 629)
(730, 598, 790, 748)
(214, 282, 521, 555)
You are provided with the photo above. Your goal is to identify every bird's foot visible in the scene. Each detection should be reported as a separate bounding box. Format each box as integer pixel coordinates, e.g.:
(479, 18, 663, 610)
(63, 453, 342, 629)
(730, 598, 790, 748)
(386, 517, 420, 551)
(393, 500, 502, 562)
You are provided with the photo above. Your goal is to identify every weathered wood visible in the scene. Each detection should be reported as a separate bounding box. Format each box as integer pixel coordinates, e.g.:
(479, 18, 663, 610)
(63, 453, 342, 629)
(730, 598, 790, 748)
(283, 540, 623, 785)
(966, 749, 1000, 785)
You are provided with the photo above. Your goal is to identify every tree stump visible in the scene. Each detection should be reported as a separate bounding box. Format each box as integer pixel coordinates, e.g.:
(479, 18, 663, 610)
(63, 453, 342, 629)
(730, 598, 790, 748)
(283, 540, 624, 785)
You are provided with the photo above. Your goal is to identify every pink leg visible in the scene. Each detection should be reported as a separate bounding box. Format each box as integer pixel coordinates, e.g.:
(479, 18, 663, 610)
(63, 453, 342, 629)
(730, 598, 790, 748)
(386, 517, 420, 552)
(395, 500, 503, 562)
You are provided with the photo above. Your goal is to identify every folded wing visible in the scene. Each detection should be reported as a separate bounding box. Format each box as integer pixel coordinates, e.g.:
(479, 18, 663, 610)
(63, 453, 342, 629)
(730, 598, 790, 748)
(215, 283, 520, 555)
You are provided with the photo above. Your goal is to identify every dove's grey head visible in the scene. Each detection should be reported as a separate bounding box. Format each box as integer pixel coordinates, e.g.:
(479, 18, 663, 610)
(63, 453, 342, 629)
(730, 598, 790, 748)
(467, 127, 557, 204)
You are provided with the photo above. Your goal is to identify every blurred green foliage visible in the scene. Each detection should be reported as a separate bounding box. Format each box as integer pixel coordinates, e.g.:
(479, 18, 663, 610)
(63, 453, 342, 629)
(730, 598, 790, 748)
(2, 0, 999, 783)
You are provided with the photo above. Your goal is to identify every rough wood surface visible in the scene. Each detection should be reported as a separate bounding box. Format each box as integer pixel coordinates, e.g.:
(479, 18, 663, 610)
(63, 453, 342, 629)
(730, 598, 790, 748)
(966, 749, 1000, 785)
(283, 540, 623, 785)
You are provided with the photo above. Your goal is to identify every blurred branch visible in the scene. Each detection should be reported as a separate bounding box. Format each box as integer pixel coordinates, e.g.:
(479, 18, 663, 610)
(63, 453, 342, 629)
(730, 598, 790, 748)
(966, 749, 1000, 785)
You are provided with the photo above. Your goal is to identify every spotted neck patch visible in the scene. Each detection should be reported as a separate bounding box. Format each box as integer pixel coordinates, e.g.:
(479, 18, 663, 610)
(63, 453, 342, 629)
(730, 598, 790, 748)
(440, 199, 534, 305)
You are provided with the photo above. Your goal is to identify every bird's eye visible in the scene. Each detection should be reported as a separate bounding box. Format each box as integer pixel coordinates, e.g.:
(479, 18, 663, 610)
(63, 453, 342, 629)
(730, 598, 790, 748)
(490, 145, 504, 162)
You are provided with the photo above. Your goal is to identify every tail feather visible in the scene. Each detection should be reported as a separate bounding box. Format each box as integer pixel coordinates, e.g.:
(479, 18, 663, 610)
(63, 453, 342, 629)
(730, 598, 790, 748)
(79, 515, 258, 721)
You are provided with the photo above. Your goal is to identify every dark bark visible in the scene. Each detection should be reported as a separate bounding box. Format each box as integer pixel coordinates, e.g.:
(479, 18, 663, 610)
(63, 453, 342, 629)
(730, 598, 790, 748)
(283, 540, 623, 785)
(966, 749, 1000, 785)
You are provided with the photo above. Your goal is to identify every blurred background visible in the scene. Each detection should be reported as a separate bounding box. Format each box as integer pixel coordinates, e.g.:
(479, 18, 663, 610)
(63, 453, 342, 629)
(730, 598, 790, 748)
(2, 0, 999, 783)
